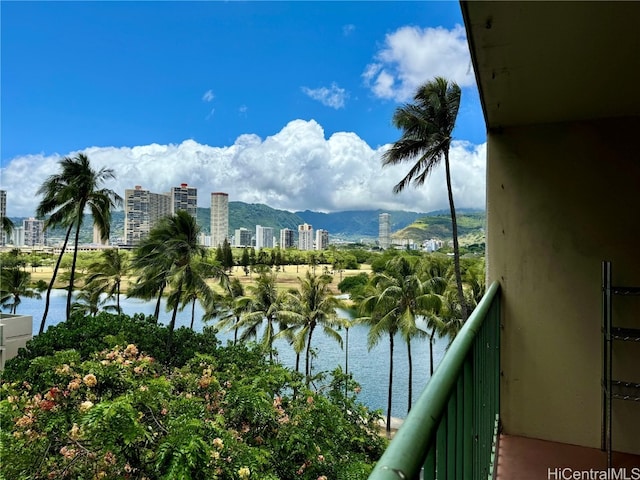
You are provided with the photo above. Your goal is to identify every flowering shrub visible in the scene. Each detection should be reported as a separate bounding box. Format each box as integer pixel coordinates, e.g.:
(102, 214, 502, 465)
(1, 342, 386, 479)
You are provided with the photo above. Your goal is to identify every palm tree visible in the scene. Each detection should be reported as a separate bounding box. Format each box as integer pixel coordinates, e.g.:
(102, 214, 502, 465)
(177, 259, 227, 330)
(131, 211, 213, 336)
(211, 277, 246, 344)
(129, 238, 174, 322)
(236, 271, 287, 362)
(0, 268, 41, 314)
(84, 249, 129, 313)
(71, 282, 118, 318)
(382, 77, 467, 322)
(36, 153, 121, 329)
(283, 272, 343, 385)
(359, 281, 398, 436)
(369, 256, 441, 415)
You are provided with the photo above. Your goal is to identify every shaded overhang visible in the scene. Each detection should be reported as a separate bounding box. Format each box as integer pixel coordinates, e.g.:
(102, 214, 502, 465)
(460, 1, 640, 131)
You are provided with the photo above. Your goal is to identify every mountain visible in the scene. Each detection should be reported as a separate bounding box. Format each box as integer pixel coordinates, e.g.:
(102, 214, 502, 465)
(295, 209, 427, 239)
(392, 209, 486, 245)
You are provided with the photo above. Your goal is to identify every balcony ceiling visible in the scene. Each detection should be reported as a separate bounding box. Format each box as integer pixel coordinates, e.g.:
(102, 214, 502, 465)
(461, 1, 640, 130)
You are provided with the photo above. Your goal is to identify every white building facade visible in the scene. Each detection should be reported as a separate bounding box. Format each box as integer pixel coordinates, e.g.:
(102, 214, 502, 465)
(210, 192, 229, 248)
(256, 225, 274, 249)
(298, 223, 314, 251)
(379, 213, 391, 249)
(280, 228, 295, 249)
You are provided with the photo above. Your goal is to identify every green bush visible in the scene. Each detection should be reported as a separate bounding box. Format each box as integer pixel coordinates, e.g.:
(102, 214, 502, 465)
(0, 313, 387, 479)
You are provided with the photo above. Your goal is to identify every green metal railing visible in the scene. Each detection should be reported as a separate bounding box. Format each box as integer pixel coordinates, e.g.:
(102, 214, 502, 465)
(369, 281, 501, 480)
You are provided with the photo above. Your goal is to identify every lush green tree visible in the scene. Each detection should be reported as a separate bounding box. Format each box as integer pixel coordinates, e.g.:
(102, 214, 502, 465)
(337, 272, 370, 302)
(236, 271, 287, 362)
(84, 248, 129, 313)
(382, 77, 468, 321)
(36, 153, 121, 329)
(211, 277, 246, 344)
(71, 281, 118, 318)
(282, 272, 344, 385)
(177, 259, 227, 330)
(0, 268, 41, 314)
(1, 340, 386, 480)
(128, 239, 173, 322)
(240, 247, 251, 275)
(359, 280, 398, 436)
(367, 256, 441, 416)
(132, 211, 216, 337)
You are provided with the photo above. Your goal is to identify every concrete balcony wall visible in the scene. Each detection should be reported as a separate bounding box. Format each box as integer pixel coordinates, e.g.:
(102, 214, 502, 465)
(0, 313, 33, 370)
(486, 116, 640, 454)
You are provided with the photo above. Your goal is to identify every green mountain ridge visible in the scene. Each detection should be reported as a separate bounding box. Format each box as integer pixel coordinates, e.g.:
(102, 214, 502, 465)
(10, 203, 485, 245)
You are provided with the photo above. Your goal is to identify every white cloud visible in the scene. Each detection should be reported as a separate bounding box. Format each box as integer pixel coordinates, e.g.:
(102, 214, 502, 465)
(202, 89, 215, 102)
(364, 24, 474, 102)
(301, 83, 348, 109)
(0, 120, 485, 218)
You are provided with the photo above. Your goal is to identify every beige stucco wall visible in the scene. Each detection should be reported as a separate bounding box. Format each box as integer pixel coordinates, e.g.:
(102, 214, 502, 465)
(486, 117, 640, 454)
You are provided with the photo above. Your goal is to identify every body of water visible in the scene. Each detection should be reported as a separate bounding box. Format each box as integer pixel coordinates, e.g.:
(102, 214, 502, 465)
(7, 291, 448, 419)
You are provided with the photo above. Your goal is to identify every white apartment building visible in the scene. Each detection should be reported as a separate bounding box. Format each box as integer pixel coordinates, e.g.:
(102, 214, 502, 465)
(298, 223, 314, 251)
(315, 229, 329, 250)
(170, 183, 197, 218)
(23, 217, 45, 247)
(255, 225, 274, 249)
(280, 228, 295, 249)
(235, 228, 252, 247)
(379, 213, 391, 249)
(210, 192, 229, 248)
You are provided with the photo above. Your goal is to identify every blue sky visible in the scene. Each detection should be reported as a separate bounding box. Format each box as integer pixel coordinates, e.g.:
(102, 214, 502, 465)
(1, 1, 487, 217)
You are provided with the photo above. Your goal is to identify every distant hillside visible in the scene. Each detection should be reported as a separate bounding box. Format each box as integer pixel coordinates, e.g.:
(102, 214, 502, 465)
(12, 204, 483, 245)
(392, 210, 486, 245)
(295, 209, 428, 239)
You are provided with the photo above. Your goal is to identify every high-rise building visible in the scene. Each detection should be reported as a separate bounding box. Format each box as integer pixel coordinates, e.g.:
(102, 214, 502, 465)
(280, 228, 295, 249)
(0, 190, 6, 246)
(12, 226, 24, 247)
(210, 192, 229, 248)
(124, 186, 171, 246)
(256, 225, 274, 249)
(379, 213, 391, 249)
(170, 183, 197, 218)
(298, 223, 314, 251)
(315, 229, 329, 250)
(23, 217, 45, 246)
(235, 228, 252, 247)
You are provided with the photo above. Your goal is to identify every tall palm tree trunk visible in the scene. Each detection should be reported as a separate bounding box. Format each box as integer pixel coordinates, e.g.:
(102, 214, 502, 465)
(154, 285, 165, 322)
(305, 323, 316, 385)
(429, 326, 436, 376)
(407, 339, 413, 414)
(386, 332, 394, 436)
(444, 151, 468, 321)
(40, 223, 73, 334)
(190, 298, 196, 330)
(116, 281, 121, 313)
(169, 282, 182, 334)
(66, 221, 83, 318)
